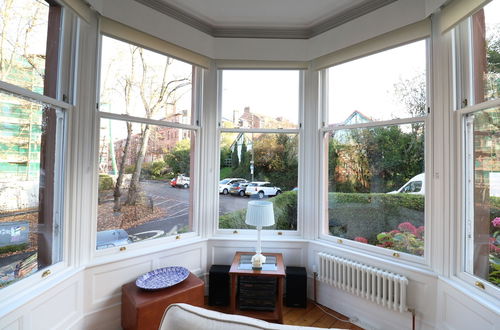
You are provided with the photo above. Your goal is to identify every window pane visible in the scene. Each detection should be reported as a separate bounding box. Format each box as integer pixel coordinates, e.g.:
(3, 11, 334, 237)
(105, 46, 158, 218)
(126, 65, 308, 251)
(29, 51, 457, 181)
(327, 123, 425, 256)
(471, 0, 500, 104)
(328, 40, 427, 124)
(97, 119, 194, 249)
(0, 92, 63, 288)
(221, 70, 299, 129)
(218, 133, 298, 230)
(99, 36, 193, 124)
(465, 107, 500, 287)
(0, 0, 50, 94)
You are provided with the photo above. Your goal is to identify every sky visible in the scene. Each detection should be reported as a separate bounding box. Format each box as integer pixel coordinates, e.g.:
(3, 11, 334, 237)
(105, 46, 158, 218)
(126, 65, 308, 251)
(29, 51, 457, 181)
(328, 40, 427, 124)
(99, 36, 193, 140)
(221, 70, 300, 125)
(485, 0, 500, 27)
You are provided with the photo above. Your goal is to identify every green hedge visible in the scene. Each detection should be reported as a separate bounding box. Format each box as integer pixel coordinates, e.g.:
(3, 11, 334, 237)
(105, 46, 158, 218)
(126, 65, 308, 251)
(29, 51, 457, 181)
(0, 243, 28, 254)
(218, 191, 298, 230)
(218, 193, 500, 240)
(328, 193, 425, 243)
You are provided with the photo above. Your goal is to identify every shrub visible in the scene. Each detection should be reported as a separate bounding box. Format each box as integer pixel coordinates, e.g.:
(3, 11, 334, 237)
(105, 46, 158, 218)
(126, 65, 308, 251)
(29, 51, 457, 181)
(272, 191, 297, 230)
(218, 191, 298, 230)
(376, 222, 424, 256)
(142, 161, 167, 179)
(219, 167, 232, 180)
(98, 174, 114, 191)
(328, 193, 424, 243)
(219, 209, 251, 229)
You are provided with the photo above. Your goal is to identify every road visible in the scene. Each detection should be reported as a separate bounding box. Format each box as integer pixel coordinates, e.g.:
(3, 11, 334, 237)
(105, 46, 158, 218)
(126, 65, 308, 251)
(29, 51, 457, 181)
(125, 180, 250, 237)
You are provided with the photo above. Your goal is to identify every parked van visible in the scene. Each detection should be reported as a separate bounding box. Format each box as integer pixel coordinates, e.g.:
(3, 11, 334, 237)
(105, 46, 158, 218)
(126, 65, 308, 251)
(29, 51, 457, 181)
(388, 173, 425, 195)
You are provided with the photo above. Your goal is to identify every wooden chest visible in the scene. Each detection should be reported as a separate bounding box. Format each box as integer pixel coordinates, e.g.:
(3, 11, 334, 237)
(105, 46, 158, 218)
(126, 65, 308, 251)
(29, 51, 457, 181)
(121, 272, 204, 330)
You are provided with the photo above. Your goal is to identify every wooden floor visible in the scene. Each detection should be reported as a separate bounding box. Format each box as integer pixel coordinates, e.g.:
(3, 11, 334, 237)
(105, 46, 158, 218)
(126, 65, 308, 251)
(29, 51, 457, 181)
(204, 298, 364, 329)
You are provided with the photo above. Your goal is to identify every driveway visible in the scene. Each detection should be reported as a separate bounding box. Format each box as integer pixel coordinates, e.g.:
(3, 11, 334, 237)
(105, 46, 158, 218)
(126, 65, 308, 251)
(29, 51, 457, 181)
(125, 180, 250, 236)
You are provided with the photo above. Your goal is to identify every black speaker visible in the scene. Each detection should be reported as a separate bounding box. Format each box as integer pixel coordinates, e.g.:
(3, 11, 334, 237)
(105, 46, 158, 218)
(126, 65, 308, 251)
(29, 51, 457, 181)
(285, 266, 307, 308)
(209, 265, 231, 306)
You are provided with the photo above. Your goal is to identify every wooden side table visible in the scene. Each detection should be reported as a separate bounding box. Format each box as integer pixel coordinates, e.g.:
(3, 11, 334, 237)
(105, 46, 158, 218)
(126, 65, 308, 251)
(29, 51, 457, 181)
(229, 251, 286, 324)
(121, 272, 204, 330)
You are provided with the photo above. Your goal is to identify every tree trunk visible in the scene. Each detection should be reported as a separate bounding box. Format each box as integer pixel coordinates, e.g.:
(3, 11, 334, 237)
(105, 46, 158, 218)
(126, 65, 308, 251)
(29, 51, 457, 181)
(113, 122, 132, 212)
(126, 124, 151, 205)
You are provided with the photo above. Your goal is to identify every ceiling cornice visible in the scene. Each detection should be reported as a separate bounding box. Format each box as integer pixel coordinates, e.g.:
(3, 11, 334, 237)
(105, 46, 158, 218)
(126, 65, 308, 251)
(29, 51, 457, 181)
(134, 0, 398, 39)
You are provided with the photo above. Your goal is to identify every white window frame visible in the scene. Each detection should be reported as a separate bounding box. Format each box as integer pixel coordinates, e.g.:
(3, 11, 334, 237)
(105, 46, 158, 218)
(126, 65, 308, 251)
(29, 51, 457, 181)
(0, 3, 76, 312)
(454, 14, 500, 298)
(214, 68, 305, 237)
(92, 33, 203, 259)
(318, 38, 432, 266)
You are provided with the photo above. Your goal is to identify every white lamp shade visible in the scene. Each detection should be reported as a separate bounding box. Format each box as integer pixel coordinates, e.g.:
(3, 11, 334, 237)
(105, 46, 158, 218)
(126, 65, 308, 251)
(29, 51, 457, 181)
(245, 201, 275, 227)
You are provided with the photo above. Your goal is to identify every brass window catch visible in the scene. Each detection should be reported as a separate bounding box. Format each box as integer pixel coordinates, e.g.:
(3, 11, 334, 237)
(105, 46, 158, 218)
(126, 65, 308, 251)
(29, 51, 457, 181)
(475, 281, 485, 289)
(393, 252, 400, 258)
(119, 246, 126, 251)
(42, 270, 51, 278)
(176, 235, 181, 240)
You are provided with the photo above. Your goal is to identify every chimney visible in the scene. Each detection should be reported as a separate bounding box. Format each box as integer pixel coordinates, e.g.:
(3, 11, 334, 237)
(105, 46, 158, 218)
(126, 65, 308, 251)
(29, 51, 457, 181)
(244, 106, 250, 114)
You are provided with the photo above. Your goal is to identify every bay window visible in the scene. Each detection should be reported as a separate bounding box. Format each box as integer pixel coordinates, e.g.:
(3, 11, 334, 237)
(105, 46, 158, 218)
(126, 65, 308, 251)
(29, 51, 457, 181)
(218, 69, 301, 232)
(322, 39, 429, 258)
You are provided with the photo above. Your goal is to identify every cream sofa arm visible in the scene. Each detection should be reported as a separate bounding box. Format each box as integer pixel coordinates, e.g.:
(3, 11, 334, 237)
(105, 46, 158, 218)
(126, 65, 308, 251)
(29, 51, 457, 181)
(159, 303, 341, 330)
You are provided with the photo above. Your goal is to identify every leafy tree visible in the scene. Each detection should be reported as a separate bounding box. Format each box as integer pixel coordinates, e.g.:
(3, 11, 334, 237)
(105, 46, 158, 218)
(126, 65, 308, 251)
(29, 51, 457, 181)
(220, 145, 231, 168)
(231, 144, 239, 169)
(393, 73, 427, 118)
(126, 49, 190, 205)
(362, 126, 424, 192)
(164, 139, 191, 176)
(253, 134, 298, 190)
(240, 140, 247, 166)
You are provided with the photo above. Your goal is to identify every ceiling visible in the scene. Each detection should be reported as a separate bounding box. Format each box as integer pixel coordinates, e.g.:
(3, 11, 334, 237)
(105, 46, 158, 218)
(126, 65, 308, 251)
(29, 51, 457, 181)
(134, 0, 398, 39)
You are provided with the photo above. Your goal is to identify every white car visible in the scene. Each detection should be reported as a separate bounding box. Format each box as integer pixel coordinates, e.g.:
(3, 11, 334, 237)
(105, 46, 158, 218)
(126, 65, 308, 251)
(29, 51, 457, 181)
(245, 181, 282, 199)
(219, 178, 247, 195)
(388, 173, 424, 195)
(176, 174, 190, 188)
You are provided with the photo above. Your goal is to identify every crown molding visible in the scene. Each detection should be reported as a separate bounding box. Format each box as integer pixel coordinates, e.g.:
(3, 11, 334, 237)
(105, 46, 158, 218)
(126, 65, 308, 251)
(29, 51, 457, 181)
(134, 0, 397, 39)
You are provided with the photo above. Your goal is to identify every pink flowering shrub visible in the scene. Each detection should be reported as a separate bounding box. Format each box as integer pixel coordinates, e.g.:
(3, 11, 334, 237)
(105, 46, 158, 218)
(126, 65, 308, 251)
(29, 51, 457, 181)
(489, 217, 500, 286)
(398, 222, 417, 236)
(376, 221, 424, 256)
(354, 236, 368, 244)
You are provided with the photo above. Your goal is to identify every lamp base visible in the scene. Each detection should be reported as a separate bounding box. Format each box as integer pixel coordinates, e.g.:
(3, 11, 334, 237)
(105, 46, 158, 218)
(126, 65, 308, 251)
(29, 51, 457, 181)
(251, 253, 266, 270)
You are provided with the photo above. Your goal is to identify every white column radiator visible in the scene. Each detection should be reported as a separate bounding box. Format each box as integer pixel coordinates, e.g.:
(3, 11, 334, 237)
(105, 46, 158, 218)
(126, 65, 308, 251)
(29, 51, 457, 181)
(318, 252, 408, 313)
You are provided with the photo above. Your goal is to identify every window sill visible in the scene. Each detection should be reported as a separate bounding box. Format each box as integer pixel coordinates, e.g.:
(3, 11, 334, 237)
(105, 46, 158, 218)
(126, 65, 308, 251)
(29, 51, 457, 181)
(208, 234, 308, 243)
(214, 228, 302, 238)
(0, 264, 82, 318)
(443, 275, 500, 313)
(312, 237, 436, 276)
(88, 233, 206, 268)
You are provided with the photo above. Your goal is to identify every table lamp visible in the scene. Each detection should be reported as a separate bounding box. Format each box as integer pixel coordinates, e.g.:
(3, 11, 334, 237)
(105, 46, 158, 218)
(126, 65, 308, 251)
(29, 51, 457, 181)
(245, 200, 275, 269)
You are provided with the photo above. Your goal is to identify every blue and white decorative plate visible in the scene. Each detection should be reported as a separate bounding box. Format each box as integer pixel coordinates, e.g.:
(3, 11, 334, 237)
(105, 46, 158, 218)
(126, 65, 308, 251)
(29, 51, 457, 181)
(136, 266, 189, 290)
